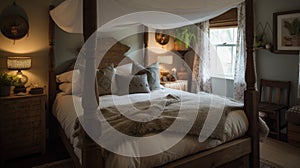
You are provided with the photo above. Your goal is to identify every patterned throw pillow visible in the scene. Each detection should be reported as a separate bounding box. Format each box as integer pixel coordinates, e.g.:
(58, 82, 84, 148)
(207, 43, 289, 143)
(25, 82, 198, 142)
(132, 62, 160, 90)
(97, 64, 115, 96)
(115, 74, 150, 95)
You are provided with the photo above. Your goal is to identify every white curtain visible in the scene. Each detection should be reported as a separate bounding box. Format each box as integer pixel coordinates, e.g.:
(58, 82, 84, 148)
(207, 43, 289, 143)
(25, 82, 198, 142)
(191, 21, 212, 93)
(50, 0, 244, 33)
(233, 2, 246, 101)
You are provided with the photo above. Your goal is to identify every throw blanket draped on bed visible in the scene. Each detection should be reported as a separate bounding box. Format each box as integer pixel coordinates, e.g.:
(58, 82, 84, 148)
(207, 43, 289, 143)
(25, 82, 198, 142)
(100, 94, 243, 140)
(73, 92, 244, 149)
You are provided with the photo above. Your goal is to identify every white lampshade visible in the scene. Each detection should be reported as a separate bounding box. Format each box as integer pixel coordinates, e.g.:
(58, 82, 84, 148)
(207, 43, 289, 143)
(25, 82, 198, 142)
(157, 55, 173, 64)
(7, 56, 31, 70)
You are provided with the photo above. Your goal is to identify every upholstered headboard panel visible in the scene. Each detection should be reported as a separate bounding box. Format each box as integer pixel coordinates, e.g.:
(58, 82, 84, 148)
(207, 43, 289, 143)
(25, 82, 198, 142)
(97, 38, 132, 69)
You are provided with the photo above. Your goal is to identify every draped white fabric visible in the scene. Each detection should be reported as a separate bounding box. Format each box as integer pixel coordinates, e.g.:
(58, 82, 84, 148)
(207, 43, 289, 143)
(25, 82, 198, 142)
(233, 2, 246, 101)
(50, 0, 244, 33)
(191, 22, 212, 93)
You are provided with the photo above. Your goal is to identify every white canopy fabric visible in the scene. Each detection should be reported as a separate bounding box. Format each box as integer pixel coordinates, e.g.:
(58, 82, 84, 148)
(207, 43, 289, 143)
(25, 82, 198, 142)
(50, 0, 244, 33)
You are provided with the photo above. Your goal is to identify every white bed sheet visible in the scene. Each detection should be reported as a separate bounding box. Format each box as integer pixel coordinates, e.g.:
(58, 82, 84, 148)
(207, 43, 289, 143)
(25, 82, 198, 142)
(52, 88, 248, 167)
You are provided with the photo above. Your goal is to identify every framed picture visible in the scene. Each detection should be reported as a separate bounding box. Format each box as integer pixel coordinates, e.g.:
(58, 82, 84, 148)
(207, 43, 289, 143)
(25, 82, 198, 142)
(273, 10, 300, 54)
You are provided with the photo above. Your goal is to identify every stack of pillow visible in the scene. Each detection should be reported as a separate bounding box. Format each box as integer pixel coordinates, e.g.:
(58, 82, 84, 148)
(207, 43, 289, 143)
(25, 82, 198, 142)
(97, 62, 160, 95)
(56, 62, 160, 96)
(56, 69, 81, 95)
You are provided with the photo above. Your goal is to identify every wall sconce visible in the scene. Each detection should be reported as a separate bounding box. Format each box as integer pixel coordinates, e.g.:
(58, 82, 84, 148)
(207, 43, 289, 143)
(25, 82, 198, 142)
(7, 56, 31, 93)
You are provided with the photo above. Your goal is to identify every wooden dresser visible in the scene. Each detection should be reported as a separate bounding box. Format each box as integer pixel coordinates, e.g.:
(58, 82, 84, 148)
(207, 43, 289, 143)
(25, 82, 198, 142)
(0, 94, 46, 162)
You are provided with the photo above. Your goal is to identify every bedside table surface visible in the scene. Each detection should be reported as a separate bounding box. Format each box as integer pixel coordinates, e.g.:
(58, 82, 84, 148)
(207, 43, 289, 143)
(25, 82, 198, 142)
(0, 93, 46, 99)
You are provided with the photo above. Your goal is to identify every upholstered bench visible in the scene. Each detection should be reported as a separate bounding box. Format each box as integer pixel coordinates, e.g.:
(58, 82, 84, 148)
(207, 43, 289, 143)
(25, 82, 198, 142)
(286, 106, 300, 146)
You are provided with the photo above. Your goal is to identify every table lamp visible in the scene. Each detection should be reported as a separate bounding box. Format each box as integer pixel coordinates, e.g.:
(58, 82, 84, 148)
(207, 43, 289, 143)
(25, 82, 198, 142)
(7, 56, 31, 93)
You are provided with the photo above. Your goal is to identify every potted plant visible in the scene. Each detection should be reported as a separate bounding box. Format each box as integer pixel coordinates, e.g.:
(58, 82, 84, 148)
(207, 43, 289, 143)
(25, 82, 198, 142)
(173, 25, 198, 51)
(0, 72, 17, 96)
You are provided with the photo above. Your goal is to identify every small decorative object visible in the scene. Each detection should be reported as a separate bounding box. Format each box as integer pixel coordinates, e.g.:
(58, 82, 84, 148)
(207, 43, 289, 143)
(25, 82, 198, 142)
(155, 30, 170, 46)
(0, 72, 17, 96)
(265, 43, 272, 50)
(160, 71, 177, 82)
(0, 1, 29, 44)
(160, 71, 169, 82)
(29, 87, 44, 94)
(167, 73, 177, 82)
(7, 56, 31, 94)
(273, 10, 300, 54)
(171, 67, 177, 79)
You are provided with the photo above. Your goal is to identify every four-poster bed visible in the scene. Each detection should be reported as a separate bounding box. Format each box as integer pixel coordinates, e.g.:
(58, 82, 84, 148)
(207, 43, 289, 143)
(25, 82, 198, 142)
(48, 0, 259, 167)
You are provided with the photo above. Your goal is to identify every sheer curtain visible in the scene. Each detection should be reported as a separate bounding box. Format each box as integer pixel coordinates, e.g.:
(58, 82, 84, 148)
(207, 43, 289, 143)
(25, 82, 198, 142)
(233, 2, 246, 101)
(191, 21, 212, 93)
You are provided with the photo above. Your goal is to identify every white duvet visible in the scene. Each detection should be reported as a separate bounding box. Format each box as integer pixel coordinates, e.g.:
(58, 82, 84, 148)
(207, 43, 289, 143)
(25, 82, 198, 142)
(53, 88, 249, 167)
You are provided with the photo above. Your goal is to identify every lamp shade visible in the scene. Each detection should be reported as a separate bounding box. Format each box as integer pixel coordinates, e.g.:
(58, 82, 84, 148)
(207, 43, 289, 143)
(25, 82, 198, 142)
(157, 55, 173, 64)
(7, 56, 31, 70)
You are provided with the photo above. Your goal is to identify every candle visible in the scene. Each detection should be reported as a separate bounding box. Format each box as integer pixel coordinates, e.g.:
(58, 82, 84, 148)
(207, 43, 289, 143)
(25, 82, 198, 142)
(171, 68, 176, 74)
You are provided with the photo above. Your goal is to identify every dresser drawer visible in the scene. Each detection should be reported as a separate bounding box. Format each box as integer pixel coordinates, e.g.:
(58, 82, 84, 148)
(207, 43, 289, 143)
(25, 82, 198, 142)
(0, 94, 46, 161)
(288, 123, 300, 147)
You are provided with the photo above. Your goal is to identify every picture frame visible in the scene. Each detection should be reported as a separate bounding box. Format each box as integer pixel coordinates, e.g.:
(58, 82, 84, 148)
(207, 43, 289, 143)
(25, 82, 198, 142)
(273, 10, 300, 54)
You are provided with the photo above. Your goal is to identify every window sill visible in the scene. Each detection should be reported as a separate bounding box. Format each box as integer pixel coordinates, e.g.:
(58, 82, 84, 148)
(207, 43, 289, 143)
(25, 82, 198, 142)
(211, 75, 234, 81)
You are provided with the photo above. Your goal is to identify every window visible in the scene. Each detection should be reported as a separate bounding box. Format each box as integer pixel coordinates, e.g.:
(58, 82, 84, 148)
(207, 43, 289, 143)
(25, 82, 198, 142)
(209, 27, 237, 79)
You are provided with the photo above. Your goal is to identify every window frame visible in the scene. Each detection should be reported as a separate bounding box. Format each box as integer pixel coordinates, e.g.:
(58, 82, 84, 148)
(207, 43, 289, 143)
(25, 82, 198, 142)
(209, 27, 238, 80)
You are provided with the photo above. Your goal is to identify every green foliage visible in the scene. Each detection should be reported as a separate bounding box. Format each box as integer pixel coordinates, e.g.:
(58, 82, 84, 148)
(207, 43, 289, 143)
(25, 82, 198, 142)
(0, 73, 18, 86)
(284, 18, 300, 35)
(174, 25, 198, 48)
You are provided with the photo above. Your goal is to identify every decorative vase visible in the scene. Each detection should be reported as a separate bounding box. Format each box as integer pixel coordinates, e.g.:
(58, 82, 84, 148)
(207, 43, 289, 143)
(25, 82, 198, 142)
(0, 86, 11, 97)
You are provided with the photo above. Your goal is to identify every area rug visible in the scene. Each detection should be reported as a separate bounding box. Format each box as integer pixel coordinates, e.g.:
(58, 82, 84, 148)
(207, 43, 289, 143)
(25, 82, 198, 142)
(260, 159, 284, 168)
(32, 159, 74, 168)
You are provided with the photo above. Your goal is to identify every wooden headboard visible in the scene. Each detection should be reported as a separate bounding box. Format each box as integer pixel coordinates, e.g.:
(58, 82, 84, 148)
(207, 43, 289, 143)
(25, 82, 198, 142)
(96, 38, 132, 69)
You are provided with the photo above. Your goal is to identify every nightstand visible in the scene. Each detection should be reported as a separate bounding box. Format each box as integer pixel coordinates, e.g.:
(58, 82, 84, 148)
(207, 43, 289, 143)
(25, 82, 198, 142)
(0, 94, 46, 163)
(161, 80, 188, 91)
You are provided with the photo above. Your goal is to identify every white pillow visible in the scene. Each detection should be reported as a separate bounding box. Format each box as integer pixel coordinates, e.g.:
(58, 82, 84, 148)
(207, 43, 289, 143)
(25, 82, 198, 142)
(111, 63, 132, 94)
(115, 63, 132, 75)
(56, 70, 80, 83)
(58, 83, 72, 94)
(58, 82, 81, 95)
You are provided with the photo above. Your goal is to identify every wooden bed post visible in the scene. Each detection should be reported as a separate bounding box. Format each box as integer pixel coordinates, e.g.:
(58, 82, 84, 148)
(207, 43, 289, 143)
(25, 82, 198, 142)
(244, 0, 260, 167)
(48, 5, 59, 144)
(48, 5, 55, 112)
(81, 0, 104, 167)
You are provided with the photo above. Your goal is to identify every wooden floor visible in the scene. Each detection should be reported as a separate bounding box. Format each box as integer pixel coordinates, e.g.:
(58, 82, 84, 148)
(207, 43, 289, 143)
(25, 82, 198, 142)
(260, 138, 300, 168)
(3, 140, 69, 168)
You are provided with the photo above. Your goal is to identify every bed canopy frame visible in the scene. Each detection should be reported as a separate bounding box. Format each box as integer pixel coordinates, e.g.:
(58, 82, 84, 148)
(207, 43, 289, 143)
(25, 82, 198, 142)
(48, 0, 259, 167)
